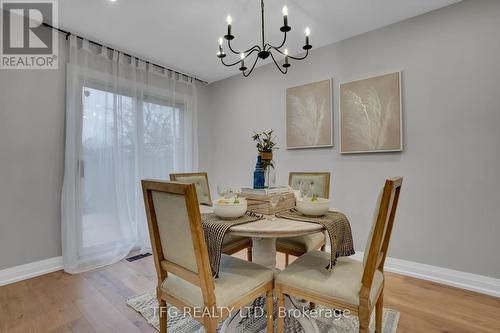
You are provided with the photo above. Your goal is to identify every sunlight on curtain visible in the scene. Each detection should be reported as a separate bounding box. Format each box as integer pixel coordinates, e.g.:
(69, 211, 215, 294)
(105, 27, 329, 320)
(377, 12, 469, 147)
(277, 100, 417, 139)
(61, 36, 198, 273)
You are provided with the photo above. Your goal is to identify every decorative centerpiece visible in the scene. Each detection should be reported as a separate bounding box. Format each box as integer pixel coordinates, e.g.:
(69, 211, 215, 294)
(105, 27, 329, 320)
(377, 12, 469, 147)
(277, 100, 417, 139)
(252, 130, 278, 189)
(295, 194, 330, 217)
(213, 197, 248, 219)
(240, 187, 295, 215)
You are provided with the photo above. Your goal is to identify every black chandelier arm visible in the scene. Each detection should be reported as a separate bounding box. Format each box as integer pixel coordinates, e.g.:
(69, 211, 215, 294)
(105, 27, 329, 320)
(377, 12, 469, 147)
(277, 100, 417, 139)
(242, 55, 260, 77)
(270, 47, 309, 60)
(269, 50, 288, 75)
(220, 48, 259, 67)
(220, 57, 243, 67)
(264, 30, 287, 51)
(227, 39, 261, 55)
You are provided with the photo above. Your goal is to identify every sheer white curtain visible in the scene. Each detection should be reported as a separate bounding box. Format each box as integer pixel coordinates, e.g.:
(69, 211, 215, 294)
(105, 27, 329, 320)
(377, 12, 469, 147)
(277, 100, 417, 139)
(61, 36, 198, 273)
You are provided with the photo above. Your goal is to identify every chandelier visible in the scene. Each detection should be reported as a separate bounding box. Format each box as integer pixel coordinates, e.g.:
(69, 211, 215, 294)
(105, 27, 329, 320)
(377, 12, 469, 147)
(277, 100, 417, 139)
(217, 0, 312, 77)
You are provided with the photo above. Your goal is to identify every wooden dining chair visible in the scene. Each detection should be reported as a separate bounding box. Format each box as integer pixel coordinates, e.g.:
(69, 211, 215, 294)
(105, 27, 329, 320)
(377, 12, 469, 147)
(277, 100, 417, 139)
(170, 172, 253, 261)
(142, 180, 274, 333)
(276, 172, 330, 265)
(276, 177, 403, 333)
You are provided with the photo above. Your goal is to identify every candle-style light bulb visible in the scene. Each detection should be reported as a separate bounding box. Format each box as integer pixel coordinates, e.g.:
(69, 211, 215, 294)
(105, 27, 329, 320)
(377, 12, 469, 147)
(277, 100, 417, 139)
(283, 48, 290, 68)
(217, 37, 224, 57)
(282, 6, 289, 28)
(239, 52, 246, 71)
(304, 27, 311, 49)
(226, 15, 233, 37)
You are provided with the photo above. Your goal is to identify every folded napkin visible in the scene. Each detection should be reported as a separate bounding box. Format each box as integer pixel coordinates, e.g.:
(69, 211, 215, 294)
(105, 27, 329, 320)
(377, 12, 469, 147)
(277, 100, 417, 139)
(276, 209, 355, 269)
(201, 212, 263, 277)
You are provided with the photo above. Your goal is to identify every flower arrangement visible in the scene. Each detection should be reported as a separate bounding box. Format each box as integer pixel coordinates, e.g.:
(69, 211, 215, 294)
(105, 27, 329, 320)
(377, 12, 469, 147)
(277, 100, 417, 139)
(252, 130, 278, 153)
(252, 130, 278, 170)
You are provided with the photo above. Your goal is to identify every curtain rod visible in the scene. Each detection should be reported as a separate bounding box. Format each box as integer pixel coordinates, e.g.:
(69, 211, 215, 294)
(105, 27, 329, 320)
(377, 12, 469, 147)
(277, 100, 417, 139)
(42, 23, 208, 84)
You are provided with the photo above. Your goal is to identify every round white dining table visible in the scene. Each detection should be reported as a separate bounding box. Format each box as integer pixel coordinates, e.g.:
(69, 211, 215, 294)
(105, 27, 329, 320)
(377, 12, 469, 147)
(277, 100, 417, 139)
(199, 205, 328, 333)
(199, 205, 325, 271)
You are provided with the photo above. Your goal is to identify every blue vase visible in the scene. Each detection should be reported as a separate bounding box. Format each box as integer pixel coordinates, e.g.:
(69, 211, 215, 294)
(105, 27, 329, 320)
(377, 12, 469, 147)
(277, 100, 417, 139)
(253, 156, 265, 189)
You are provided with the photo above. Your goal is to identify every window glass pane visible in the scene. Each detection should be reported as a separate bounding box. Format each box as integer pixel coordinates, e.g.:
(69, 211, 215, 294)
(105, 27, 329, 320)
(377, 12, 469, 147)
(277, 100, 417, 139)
(81, 87, 135, 251)
(143, 100, 184, 178)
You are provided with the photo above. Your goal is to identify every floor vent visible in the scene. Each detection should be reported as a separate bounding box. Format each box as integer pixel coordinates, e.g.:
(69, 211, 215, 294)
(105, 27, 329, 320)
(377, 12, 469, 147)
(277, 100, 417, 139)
(126, 253, 152, 262)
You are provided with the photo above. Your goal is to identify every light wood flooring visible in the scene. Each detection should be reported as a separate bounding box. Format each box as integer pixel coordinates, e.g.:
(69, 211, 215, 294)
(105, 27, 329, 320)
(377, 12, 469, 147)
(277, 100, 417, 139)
(0, 251, 499, 333)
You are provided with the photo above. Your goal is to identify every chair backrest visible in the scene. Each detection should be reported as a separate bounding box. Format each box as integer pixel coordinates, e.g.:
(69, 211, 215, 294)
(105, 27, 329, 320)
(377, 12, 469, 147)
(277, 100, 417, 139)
(361, 177, 403, 293)
(170, 172, 212, 206)
(289, 172, 331, 199)
(142, 180, 215, 307)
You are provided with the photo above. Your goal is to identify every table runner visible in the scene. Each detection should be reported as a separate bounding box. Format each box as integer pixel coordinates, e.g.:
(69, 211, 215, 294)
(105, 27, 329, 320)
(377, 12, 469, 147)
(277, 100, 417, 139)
(276, 209, 355, 269)
(201, 212, 263, 277)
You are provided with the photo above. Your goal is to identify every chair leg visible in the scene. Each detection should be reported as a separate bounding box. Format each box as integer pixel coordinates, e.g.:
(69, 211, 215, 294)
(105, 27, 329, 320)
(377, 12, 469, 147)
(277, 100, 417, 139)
(203, 318, 218, 333)
(266, 289, 274, 333)
(158, 298, 167, 333)
(285, 253, 289, 266)
(375, 291, 384, 333)
(247, 246, 253, 261)
(277, 291, 285, 333)
(358, 307, 370, 333)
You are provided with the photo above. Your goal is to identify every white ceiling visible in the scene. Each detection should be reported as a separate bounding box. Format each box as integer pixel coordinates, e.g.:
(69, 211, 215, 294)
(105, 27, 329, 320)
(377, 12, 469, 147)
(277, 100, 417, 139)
(59, 0, 461, 83)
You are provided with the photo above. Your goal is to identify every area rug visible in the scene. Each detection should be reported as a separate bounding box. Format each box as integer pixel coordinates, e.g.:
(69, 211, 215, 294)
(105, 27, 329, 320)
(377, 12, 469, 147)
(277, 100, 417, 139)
(127, 292, 399, 333)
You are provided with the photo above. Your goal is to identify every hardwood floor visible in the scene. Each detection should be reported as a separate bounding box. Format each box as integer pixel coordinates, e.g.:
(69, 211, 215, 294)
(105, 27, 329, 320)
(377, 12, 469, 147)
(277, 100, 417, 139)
(1, 252, 499, 333)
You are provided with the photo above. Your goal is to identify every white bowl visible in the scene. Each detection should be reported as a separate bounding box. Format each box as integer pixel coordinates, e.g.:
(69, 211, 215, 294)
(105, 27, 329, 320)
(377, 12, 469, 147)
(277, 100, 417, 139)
(213, 198, 247, 219)
(296, 197, 330, 216)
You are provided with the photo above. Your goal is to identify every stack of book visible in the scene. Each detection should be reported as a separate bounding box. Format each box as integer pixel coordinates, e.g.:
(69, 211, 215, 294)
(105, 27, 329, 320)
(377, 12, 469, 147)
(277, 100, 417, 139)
(239, 186, 295, 215)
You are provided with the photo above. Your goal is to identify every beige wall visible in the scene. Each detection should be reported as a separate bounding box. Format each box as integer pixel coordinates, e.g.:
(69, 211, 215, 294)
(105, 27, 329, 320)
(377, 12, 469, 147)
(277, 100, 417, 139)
(204, 0, 500, 278)
(0, 33, 67, 269)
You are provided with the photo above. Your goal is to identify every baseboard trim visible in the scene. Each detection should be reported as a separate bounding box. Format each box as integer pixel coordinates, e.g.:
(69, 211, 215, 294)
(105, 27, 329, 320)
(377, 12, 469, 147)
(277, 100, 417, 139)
(330, 248, 499, 298)
(0, 256, 63, 287)
(2, 253, 500, 298)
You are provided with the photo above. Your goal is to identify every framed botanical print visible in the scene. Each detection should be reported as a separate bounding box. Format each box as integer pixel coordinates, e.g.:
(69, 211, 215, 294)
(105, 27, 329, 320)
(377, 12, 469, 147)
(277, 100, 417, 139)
(340, 72, 402, 153)
(286, 78, 333, 149)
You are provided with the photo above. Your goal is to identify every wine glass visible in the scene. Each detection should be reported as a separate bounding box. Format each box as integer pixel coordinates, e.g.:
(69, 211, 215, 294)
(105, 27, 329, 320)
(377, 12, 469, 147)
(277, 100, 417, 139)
(298, 180, 308, 199)
(269, 193, 281, 220)
(268, 169, 276, 188)
(217, 184, 228, 199)
(226, 187, 234, 199)
(305, 182, 313, 199)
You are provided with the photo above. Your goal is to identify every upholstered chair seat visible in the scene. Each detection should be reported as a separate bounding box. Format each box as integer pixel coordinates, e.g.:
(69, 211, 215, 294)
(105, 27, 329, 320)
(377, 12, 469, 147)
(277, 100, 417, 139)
(222, 234, 252, 254)
(163, 255, 274, 308)
(276, 251, 383, 306)
(276, 233, 325, 255)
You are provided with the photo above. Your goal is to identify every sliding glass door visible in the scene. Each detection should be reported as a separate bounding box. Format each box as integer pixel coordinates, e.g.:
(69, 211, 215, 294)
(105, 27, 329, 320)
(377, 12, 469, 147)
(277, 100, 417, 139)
(62, 38, 197, 273)
(79, 85, 184, 260)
